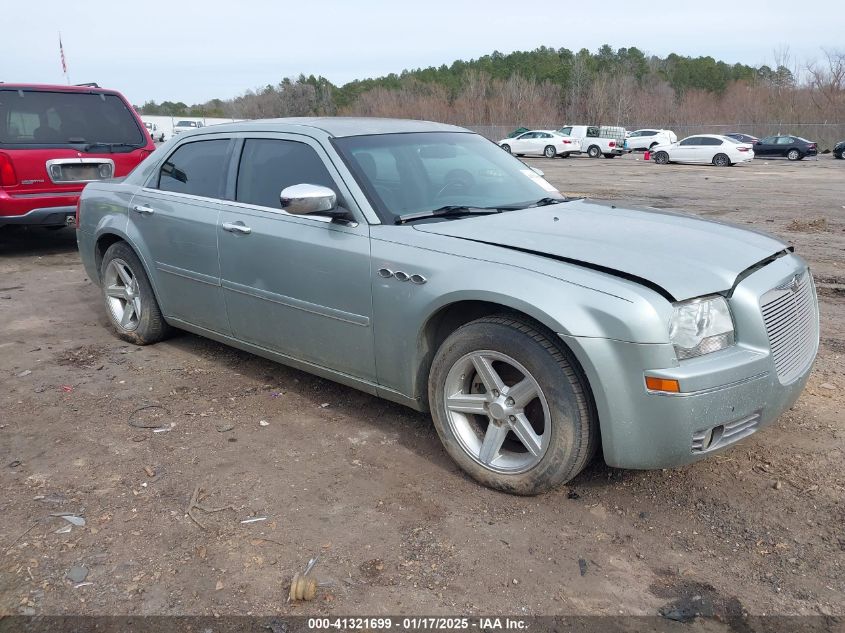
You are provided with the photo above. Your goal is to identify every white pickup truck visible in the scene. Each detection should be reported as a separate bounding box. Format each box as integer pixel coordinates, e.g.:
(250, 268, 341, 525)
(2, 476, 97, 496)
(557, 125, 626, 158)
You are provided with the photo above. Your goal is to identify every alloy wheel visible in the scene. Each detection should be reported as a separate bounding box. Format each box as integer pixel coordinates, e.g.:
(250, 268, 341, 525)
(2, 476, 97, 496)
(442, 350, 551, 474)
(103, 258, 142, 331)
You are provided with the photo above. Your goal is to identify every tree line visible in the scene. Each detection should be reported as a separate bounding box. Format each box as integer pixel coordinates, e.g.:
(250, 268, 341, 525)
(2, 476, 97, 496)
(138, 45, 845, 145)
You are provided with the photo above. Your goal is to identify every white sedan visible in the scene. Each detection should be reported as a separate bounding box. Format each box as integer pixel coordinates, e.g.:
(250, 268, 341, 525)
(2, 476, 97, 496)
(651, 134, 754, 167)
(498, 130, 580, 158)
(625, 128, 677, 151)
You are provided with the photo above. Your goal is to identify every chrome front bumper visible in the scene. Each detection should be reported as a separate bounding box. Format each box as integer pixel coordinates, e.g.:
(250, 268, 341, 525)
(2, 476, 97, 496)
(563, 252, 819, 470)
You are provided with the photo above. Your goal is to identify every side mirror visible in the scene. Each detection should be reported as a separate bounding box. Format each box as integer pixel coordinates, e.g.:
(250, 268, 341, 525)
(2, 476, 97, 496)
(280, 183, 338, 216)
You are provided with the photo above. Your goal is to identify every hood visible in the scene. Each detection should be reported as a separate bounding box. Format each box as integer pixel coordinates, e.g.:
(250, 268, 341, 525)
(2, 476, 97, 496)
(412, 199, 787, 301)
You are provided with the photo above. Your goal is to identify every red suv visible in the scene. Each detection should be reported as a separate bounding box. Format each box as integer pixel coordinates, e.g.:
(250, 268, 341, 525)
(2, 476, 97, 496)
(0, 84, 154, 228)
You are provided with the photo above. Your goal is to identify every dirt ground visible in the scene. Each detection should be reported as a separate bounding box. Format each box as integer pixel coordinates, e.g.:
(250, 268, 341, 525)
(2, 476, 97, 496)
(1, 153, 843, 619)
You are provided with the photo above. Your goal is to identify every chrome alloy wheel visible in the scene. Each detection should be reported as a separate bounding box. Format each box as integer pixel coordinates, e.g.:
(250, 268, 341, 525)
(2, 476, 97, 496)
(443, 350, 551, 474)
(103, 258, 142, 331)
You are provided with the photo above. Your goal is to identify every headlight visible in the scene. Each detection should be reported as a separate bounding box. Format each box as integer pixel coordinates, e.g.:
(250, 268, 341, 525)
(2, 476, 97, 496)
(669, 295, 735, 360)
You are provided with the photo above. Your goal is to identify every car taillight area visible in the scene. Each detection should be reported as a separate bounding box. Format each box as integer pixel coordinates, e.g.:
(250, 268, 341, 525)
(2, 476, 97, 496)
(0, 152, 17, 186)
(74, 196, 82, 228)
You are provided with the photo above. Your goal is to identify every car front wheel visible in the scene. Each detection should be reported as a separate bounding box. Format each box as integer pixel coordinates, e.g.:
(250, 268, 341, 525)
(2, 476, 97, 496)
(501, 144, 511, 154)
(428, 315, 597, 495)
(101, 242, 170, 345)
(653, 151, 670, 164)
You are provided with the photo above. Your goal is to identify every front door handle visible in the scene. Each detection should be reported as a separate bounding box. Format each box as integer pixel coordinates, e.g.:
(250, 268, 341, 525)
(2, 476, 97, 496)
(132, 204, 155, 215)
(222, 221, 251, 235)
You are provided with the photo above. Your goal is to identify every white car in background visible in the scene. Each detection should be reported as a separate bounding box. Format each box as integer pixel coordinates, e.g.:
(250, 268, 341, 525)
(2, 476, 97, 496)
(498, 130, 581, 158)
(143, 121, 165, 143)
(651, 134, 754, 167)
(625, 129, 677, 152)
(172, 120, 204, 135)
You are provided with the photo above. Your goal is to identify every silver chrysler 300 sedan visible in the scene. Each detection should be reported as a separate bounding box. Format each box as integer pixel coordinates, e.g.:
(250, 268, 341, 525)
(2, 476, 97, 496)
(76, 118, 819, 494)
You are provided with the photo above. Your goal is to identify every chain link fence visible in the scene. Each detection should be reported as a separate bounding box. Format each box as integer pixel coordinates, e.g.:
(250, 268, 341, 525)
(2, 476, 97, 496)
(466, 123, 845, 150)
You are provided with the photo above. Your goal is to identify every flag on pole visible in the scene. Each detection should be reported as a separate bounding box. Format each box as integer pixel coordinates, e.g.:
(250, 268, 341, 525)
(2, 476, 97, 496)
(59, 34, 67, 75)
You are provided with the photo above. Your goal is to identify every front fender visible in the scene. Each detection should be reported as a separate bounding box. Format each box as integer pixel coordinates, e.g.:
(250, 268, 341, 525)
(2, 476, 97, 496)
(370, 228, 673, 402)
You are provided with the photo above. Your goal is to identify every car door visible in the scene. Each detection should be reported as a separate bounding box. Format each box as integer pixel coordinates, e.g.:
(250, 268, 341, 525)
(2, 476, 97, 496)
(755, 136, 777, 157)
(217, 135, 376, 382)
(127, 136, 234, 334)
(671, 136, 702, 163)
(775, 135, 795, 156)
(512, 132, 535, 154)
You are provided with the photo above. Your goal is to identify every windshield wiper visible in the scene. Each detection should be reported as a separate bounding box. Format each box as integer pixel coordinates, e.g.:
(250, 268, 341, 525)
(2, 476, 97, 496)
(489, 197, 569, 211)
(394, 206, 504, 225)
(71, 141, 139, 153)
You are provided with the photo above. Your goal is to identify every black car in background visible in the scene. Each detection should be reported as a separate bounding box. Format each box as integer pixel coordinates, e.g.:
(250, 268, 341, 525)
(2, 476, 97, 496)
(724, 132, 759, 144)
(754, 135, 818, 161)
(834, 140, 845, 159)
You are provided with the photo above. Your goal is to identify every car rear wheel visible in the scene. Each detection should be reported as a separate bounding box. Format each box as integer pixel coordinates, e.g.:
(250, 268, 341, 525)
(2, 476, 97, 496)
(543, 145, 556, 158)
(787, 149, 802, 161)
(712, 153, 731, 167)
(501, 144, 511, 154)
(101, 242, 170, 345)
(653, 151, 670, 165)
(587, 145, 601, 158)
(428, 315, 597, 495)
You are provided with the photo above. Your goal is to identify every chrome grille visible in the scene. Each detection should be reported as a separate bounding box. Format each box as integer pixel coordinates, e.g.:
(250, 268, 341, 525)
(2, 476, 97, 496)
(760, 270, 818, 384)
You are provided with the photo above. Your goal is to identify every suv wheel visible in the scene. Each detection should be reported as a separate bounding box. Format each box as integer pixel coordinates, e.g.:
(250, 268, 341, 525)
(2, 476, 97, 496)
(428, 315, 597, 495)
(101, 242, 170, 345)
(587, 145, 601, 158)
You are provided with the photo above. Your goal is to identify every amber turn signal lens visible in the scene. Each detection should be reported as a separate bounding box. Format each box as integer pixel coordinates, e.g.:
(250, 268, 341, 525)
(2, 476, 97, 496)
(645, 376, 681, 393)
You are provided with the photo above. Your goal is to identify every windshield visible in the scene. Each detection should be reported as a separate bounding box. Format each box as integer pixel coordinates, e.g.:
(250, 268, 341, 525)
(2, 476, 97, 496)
(0, 89, 145, 147)
(333, 132, 562, 223)
(177, 121, 197, 127)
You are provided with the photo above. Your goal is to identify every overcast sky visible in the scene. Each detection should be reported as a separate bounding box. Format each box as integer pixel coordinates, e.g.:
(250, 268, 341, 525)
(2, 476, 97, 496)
(2, 0, 842, 105)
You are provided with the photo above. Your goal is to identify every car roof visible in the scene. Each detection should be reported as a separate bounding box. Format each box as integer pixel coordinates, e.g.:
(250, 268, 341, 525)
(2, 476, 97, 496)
(194, 117, 470, 138)
(0, 83, 117, 94)
(682, 133, 730, 140)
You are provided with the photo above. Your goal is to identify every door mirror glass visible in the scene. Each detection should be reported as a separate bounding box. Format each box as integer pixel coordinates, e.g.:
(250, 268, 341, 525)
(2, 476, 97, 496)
(280, 183, 337, 215)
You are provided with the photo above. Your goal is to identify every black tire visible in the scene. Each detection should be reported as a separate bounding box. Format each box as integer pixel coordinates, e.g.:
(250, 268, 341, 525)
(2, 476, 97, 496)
(428, 315, 597, 495)
(834, 151, 843, 159)
(587, 145, 601, 158)
(653, 151, 670, 165)
(516, 154, 525, 157)
(100, 241, 170, 345)
(602, 153, 617, 159)
(712, 153, 731, 167)
(787, 148, 802, 161)
(501, 144, 511, 154)
(543, 145, 556, 158)
(561, 153, 571, 159)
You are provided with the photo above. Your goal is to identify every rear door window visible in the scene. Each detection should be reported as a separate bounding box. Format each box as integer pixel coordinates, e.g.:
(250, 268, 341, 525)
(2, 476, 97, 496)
(235, 139, 338, 209)
(0, 89, 144, 146)
(156, 139, 231, 198)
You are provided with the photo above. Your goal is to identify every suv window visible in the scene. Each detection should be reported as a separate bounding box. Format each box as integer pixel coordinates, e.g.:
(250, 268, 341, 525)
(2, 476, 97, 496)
(236, 139, 337, 209)
(157, 139, 230, 198)
(558, 127, 573, 136)
(0, 89, 144, 146)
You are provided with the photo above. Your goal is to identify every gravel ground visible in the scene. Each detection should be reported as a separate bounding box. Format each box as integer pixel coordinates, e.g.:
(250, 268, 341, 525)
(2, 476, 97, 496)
(0, 152, 843, 618)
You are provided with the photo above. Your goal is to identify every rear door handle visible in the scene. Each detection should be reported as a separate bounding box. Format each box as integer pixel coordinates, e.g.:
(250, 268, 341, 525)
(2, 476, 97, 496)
(222, 221, 251, 235)
(132, 204, 155, 215)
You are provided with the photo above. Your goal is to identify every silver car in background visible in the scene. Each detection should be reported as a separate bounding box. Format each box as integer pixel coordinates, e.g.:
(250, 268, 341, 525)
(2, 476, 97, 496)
(76, 118, 818, 494)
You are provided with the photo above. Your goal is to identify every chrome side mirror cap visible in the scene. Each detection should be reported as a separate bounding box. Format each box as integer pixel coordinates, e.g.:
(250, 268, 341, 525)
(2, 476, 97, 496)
(280, 184, 337, 215)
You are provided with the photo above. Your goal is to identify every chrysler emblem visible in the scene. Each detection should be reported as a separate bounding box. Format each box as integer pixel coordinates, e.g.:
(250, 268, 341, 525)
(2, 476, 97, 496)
(789, 275, 801, 294)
